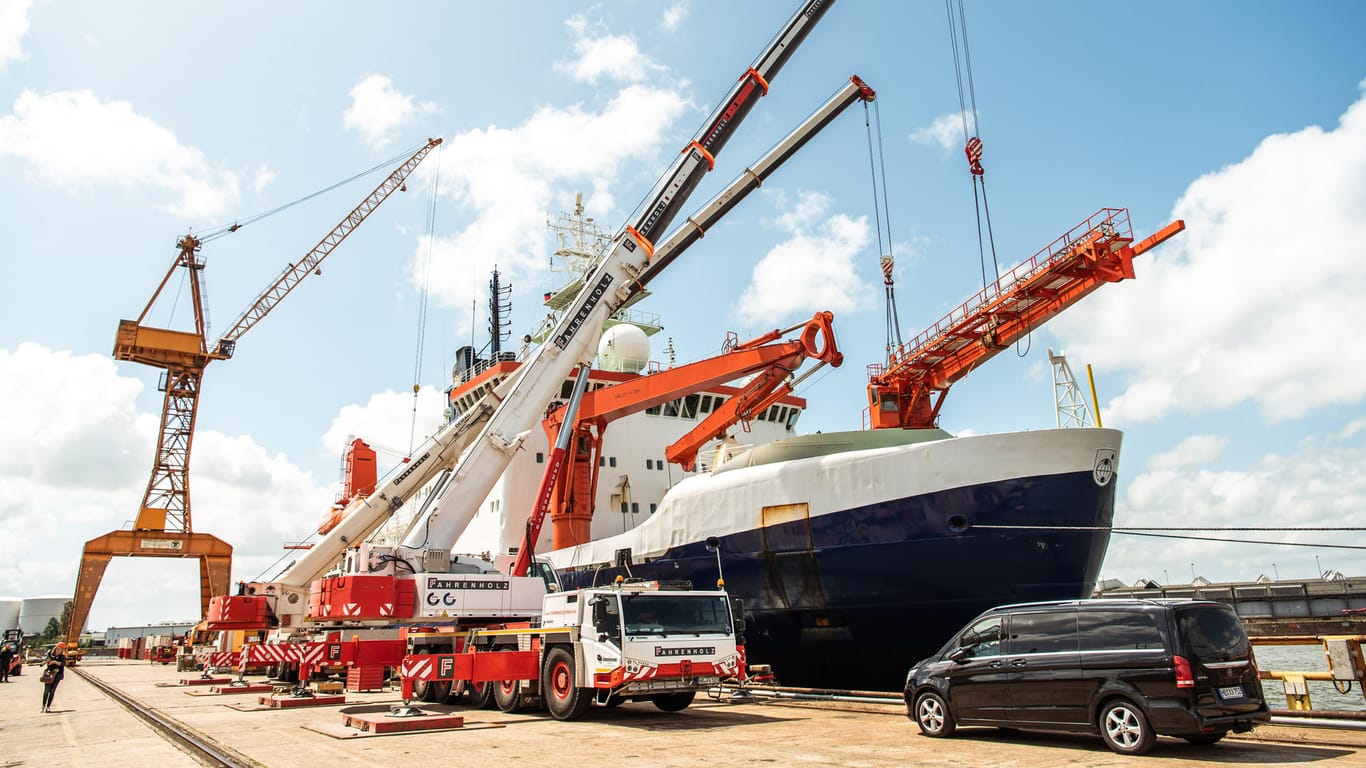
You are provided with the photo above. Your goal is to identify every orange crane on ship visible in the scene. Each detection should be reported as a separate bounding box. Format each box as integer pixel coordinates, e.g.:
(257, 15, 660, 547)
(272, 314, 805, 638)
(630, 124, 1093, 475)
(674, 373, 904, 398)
(65, 138, 442, 648)
(512, 311, 843, 569)
(866, 209, 1184, 430)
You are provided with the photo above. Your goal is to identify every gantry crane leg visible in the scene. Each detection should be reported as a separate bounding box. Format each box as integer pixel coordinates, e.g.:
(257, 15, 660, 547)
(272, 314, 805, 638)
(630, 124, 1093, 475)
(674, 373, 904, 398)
(66, 530, 233, 646)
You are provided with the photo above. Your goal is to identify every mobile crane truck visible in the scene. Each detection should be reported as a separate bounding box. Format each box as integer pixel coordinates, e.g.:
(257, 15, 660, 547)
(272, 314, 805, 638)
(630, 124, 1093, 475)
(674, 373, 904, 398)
(403, 579, 745, 719)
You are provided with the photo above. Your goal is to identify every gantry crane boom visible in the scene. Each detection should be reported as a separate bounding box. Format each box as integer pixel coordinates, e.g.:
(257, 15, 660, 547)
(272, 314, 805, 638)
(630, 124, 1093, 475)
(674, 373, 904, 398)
(866, 209, 1184, 429)
(67, 139, 441, 647)
(212, 138, 442, 357)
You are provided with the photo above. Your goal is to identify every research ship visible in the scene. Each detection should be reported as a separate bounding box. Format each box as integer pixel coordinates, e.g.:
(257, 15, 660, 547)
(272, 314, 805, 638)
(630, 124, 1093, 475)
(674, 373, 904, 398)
(406, 200, 1144, 690)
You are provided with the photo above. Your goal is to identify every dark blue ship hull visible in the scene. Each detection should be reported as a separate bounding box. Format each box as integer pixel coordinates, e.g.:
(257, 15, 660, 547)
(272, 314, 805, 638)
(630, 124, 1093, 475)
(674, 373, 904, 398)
(558, 467, 1113, 690)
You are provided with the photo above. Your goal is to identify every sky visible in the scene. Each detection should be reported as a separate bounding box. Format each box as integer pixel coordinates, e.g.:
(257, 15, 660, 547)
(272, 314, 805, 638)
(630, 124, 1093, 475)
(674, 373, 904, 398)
(2, 0, 1365, 630)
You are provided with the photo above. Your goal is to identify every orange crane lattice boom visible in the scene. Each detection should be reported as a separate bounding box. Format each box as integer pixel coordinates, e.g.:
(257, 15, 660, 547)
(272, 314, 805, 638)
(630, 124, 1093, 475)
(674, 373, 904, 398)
(867, 208, 1184, 430)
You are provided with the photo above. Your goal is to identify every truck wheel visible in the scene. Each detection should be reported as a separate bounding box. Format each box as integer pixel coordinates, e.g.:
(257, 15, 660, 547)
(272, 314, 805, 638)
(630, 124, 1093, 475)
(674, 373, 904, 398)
(468, 680, 496, 709)
(542, 648, 591, 721)
(494, 679, 523, 713)
(650, 691, 695, 712)
(413, 679, 451, 703)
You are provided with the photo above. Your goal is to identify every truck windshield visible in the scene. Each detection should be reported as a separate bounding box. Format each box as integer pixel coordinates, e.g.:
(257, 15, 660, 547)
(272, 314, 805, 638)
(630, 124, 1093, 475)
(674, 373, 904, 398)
(622, 595, 730, 636)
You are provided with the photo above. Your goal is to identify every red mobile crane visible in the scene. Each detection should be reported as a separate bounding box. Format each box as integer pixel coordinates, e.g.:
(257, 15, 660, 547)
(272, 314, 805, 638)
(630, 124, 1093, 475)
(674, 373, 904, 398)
(866, 209, 1185, 429)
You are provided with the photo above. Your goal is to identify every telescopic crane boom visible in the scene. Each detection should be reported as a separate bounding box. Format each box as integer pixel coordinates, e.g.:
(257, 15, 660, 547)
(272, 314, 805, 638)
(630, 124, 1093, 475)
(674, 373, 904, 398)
(396, 0, 836, 559)
(215, 0, 842, 631)
(66, 138, 441, 647)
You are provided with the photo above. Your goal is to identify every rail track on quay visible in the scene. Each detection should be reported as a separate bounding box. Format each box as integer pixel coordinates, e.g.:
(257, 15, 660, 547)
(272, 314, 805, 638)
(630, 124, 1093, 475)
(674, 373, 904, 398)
(71, 664, 261, 768)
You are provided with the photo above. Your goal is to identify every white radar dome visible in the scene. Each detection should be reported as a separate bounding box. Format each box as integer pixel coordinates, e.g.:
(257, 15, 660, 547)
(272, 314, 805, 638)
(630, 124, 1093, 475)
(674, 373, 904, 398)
(597, 324, 650, 373)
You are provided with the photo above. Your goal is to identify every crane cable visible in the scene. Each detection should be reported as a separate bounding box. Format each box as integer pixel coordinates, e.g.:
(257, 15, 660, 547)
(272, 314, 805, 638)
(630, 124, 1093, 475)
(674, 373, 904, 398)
(862, 99, 902, 360)
(195, 140, 432, 244)
(945, 0, 1001, 295)
(409, 142, 445, 454)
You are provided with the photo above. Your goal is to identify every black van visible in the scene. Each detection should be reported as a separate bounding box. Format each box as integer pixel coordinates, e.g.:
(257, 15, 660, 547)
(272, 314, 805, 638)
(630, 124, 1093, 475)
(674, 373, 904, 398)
(903, 599, 1269, 755)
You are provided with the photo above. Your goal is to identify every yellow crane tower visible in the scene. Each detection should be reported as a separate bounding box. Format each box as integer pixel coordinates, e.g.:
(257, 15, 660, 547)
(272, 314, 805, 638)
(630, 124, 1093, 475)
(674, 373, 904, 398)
(65, 138, 442, 648)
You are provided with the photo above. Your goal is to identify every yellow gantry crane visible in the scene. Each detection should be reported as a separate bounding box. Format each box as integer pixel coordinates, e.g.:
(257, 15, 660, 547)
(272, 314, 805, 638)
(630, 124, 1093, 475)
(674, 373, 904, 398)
(66, 138, 442, 647)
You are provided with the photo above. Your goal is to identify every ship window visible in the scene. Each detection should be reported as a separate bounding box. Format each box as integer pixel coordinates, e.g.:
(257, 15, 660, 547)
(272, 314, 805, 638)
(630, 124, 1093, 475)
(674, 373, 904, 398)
(609, 457, 617, 468)
(646, 405, 661, 415)
(700, 395, 713, 413)
(536, 452, 544, 463)
(778, 407, 789, 423)
(880, 392, 899, 411)
(682, 394, 700, 419)
(713, 395, 726, 410)
(646, 459, 653, 469)
(620, 502, 628, 514)
(599, 457, 605, 467)
(663, 399, 680, 417)
(631, 502, 639, 515)
(560, 381, 573, 399)
(649, 504, 657, 514)
(786, 408, 800, 430)
(658, 459, 665, 471)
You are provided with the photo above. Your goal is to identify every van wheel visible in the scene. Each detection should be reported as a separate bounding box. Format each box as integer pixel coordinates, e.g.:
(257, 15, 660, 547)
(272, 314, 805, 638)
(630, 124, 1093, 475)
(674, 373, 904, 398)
(651, 691, 695, 712)
(1184, 732, 1226, 746)
(1099, 700, 1155, 755)
(494, 679, 523, 713)
(542, 648, 591, 721)
(915, 691, 956, 738)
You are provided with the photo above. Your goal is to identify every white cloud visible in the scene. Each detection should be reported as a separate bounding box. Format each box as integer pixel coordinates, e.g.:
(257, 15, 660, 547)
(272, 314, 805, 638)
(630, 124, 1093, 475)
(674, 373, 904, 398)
(661, 2, 691, 31)
(1103, 429, 1366, 585)
(0, 0, 34, 70)
(557, 15, 662, 84)
(0, 89, 242, 218)
(1053, 81, 1366, 425)
(1145, 434, 1229, 471)
(909, 111, 975, 152)
(343, 74, 439, 149)
(252, 163, 277, 195)
(0, 344, 330, 629)
(734, 191, 874, 326)
(418, 82, 688, 321)
(321, 387, 447, 467)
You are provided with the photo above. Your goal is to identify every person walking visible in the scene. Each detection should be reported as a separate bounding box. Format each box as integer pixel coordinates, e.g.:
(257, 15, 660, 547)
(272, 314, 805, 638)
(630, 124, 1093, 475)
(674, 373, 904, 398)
(0, 641, 14, 683)
(40, 642, 68, 713)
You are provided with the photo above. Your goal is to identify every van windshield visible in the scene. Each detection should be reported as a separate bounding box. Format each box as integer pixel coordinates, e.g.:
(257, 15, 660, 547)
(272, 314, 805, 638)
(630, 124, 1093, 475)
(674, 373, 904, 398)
(1175, 605, 1250, 660)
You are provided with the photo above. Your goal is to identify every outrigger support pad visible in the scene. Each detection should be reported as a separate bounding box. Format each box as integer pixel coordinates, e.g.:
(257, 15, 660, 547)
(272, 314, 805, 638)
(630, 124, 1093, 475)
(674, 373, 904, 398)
(387, 702, 427, 718)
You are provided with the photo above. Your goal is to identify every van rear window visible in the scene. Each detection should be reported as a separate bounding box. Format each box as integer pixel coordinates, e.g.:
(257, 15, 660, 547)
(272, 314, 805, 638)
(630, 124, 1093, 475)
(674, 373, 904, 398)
(1078, 611, 1164, 651)
(1176, 605, 1250, 660)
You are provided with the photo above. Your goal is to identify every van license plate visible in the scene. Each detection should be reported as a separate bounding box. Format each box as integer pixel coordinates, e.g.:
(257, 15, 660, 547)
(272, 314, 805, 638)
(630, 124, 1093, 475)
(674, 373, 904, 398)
(1217, 685, 1244, 700)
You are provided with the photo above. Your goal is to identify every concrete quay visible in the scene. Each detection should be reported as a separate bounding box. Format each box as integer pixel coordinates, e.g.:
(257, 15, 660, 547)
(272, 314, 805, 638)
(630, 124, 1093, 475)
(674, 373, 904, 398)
(4, 658, 1366, 768)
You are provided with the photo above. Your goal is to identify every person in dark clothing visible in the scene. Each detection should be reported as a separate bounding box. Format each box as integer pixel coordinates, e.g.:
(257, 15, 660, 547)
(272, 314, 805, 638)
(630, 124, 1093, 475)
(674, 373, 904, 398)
(41, 643, 68, 712)
(0, 642, 14, 682)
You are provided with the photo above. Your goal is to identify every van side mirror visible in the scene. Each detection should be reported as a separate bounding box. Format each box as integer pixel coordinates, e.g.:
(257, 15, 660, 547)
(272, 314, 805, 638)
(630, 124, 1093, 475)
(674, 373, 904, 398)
(948, 647, 970, 664)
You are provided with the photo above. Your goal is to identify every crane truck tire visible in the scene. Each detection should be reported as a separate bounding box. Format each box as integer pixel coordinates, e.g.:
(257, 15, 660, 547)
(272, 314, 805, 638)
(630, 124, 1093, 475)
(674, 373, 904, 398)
(542, 647, 591, 720)
(493, 679, 524, 713)
(651, 691, 696, 712)
(469, 680, 496, 709)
